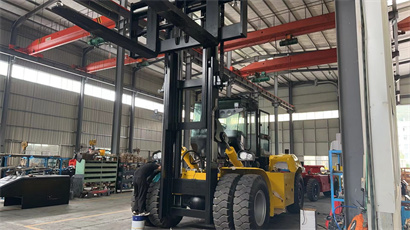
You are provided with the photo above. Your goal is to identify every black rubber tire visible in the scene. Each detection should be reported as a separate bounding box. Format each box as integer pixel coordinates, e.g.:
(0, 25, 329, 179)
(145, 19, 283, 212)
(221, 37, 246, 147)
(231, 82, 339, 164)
(146, 182, 183, 228)
(233, 174, 270, 230)
(306, 178, 320, 202)
(287, 173, 304, 214)
(213, 173, 241, 230)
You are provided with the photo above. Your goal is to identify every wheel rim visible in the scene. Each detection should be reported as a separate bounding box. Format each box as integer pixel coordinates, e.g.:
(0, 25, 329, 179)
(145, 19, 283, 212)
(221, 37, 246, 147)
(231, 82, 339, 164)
(254, 190, 267, 226)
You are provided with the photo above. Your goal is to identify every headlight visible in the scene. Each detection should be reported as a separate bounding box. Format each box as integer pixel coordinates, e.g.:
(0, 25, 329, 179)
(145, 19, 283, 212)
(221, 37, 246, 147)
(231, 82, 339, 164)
(239, 151, 255, 161)
(239, 152, 248, 160)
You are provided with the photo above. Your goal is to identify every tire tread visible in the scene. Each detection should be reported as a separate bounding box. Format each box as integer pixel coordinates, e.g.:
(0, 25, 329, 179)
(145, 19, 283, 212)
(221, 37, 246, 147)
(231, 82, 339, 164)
(213, 173, 241, 230)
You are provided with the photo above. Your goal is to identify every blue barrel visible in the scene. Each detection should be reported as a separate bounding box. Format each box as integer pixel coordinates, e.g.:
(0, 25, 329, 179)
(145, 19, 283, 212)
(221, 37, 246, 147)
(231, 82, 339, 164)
(131, 215, 146, 230)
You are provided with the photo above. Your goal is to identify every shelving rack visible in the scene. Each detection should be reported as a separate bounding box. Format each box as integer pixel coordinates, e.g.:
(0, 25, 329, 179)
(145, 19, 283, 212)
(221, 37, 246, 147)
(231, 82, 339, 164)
(75, 159, 118, 193)
(329, 149, 344, 212)
(117, 162, 137, 193)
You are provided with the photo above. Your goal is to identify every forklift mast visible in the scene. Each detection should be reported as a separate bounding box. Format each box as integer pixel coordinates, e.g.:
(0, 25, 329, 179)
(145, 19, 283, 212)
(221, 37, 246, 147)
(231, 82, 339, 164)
(159, 1, 248, 224)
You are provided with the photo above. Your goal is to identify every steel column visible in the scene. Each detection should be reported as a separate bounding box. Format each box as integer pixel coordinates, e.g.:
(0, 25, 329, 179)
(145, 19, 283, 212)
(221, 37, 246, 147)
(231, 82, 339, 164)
(226, 51, 232, 68)
(226, 51, 232, 97)
(392, 0, 400, 104)
(128, 69, 137, 152)
(335, 0, 365, 223)
(363, 0, 401, 228)
(160, 53, 179, 220)
(274, 75, 279, 155)
(204, 47, 219, 224)
(75, 77, 86, 152)
(111, 0, 127, 156)
(0, 56, 14, 153)
(288, 82, 294, 154)
(183, 54, 192, 147)
(75, 46, 93, 151)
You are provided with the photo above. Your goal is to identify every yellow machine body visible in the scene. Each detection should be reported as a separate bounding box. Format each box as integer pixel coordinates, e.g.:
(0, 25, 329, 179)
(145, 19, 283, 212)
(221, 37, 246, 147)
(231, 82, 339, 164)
(180, 144, 302, 217)
(268, 154, 302, 173)
(181, 147, 199, 170)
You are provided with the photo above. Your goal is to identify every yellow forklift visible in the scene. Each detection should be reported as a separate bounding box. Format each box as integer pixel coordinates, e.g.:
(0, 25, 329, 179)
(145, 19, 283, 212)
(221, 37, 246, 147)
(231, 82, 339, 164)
(148, 96, 303, 229)
(49, 1, 303, 228)
(126, 1, 304, 229)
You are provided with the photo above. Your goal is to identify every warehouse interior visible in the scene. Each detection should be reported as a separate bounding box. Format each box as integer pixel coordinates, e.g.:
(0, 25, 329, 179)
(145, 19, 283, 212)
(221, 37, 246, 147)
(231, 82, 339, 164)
(0, 0, 409, 229)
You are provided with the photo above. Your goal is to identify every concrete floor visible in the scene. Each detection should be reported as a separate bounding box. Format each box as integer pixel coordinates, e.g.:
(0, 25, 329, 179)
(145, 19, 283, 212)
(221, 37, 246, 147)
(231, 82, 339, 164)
(1, 193, 331, 230)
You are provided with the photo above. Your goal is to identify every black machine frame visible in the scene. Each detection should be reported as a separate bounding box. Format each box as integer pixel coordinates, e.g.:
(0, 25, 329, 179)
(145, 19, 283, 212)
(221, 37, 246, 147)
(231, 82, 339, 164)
(158, 1, 247, 222)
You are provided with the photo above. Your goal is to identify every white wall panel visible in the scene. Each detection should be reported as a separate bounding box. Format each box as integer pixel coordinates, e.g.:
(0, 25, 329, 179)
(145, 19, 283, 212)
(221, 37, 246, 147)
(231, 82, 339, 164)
(271, 118, 340, 157)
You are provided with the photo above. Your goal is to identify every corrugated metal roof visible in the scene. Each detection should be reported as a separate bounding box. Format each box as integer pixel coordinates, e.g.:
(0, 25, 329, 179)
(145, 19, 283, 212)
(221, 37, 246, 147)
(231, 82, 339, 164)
(1, 0, 410, 86)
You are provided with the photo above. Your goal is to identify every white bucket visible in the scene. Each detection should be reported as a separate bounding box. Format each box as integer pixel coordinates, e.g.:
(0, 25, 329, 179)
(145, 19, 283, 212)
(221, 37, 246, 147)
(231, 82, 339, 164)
(131, 215, 146, 230)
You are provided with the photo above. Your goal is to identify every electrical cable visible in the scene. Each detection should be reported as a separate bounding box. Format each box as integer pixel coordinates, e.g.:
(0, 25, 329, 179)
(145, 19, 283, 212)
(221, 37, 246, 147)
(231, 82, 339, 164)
(332, 205, 358, 230)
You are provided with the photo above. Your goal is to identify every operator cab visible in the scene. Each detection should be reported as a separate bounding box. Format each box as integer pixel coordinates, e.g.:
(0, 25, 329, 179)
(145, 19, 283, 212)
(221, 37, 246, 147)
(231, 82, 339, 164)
(191, 98, 271, 168)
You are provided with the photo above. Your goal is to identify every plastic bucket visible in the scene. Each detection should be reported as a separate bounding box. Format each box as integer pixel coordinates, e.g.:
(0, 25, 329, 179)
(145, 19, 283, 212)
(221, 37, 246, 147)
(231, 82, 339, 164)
(131, 215, 146, 230)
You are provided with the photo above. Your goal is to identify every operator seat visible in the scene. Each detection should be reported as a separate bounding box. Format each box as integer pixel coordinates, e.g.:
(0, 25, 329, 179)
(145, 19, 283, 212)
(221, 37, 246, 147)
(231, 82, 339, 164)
(224, 130, 246, 152)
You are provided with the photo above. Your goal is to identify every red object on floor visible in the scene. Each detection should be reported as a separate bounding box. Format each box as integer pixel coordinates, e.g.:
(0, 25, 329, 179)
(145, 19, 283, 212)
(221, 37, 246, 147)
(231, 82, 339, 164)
(68, 159, 77, 167)
(326, 201, 342, 229)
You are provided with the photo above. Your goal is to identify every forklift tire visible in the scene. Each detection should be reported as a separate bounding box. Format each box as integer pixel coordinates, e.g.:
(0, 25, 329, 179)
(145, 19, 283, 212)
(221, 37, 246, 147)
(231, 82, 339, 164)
(146, 181, 183, 228)
(233, 174, 270, 230)
(213, 173, 241, 230)
(287, 173, 304, 214)
(306, 178, 320, 202)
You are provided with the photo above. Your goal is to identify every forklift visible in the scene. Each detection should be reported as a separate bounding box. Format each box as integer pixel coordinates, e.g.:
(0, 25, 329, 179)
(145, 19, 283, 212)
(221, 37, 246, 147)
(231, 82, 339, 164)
(135, 1, 304, 230)
(148, 95, 304, 229)
(50, 1, 303, 229)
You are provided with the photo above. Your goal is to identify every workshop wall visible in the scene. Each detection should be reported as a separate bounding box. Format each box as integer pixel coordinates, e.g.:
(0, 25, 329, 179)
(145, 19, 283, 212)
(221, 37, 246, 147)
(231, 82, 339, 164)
(0, 57, 163, 159)
(271, 118, 340, 158)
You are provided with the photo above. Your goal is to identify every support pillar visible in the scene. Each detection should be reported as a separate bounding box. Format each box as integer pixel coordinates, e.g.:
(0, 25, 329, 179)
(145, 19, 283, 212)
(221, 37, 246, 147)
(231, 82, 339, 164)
(226, 51, 232, 97)
(0, 56, 14, 153)
(274, 75, 279, 155)
(75, 47, 93, 151)
(288, 82, 294, 154)
(111, 0, 127, 156)
(335, 0, 365, 223)
(75, 77, 86, 151)
(226, 51, 232, 68)
(183, 54, 192, 147)
(160, 52, 179, 220)
(363, 0, 401, 228)
(128, 69, 136, 152)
